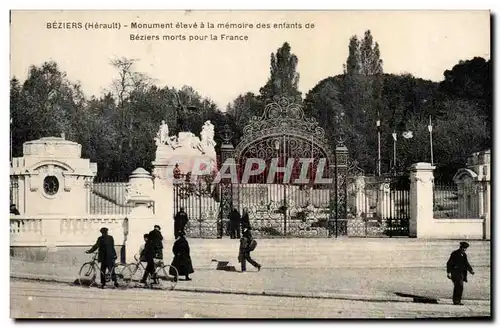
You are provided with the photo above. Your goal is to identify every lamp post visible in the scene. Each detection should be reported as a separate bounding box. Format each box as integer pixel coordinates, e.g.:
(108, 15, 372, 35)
(377, 116, 381, 176)
(392, 132, 397, 173)
(428, 115, 434, 166)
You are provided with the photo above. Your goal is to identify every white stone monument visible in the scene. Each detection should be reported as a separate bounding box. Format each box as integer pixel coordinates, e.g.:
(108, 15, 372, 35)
(148, 120, 218, 243)
(10, 137, 97, 215)
(152, 120, 218, 179)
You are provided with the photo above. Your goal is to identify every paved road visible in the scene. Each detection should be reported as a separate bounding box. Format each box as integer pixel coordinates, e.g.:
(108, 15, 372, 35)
(10, 279, 490, 319)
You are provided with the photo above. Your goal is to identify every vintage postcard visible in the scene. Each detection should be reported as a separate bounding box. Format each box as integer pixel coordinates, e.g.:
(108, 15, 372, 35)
(9, 10, 491, 319)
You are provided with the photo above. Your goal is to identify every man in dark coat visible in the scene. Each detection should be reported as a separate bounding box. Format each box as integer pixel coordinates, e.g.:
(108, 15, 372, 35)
(170, 231, 194, 281)
(447, 241, 475, 305)
(174, 207, 189, 238)
(86, 227, 119, 288)
(238, 228, 261, 273)
(148, 225, 163, 260)
(229, 208, 241, 239)
(140, 232, 156, 284)
(241, 208, 251, 231)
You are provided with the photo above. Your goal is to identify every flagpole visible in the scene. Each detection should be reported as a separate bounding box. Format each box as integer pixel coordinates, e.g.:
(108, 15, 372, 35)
(377, 116, 381, 176)
(392, 132, 397, 172)
(429, 115, 434, 166)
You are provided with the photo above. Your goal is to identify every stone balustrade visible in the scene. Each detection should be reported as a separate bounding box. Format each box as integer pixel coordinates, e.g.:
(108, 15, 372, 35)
(10, 214, 128, 247)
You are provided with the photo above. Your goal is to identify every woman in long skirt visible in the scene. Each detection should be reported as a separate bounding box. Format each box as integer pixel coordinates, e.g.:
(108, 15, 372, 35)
(170, 231, 194, 281)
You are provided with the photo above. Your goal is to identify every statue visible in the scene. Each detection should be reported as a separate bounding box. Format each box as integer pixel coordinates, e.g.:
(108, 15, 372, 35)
(154, 120, 170, 146)
(198, 120, 216, 154)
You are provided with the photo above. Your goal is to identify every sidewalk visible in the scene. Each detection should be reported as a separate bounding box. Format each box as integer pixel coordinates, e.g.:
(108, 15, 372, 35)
(11, 258, 490, 305)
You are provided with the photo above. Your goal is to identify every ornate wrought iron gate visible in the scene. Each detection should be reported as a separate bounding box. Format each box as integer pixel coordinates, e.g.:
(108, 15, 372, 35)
(173, 96, 410, 239)
(227, 96, 347, 238)
(345, 174, 410, 237)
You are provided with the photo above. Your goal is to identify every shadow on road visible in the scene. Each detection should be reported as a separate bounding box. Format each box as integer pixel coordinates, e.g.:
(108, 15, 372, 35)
(394, 292, 439, 304)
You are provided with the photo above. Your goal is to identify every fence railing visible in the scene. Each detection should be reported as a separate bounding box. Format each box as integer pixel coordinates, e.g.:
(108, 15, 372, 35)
(88, 179, 133, 215)
(433, 183, 480, 218)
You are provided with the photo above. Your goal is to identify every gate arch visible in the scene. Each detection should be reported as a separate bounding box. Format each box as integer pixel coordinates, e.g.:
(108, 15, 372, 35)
(232, 96, 339, 237)
(234, 96, 335, 184)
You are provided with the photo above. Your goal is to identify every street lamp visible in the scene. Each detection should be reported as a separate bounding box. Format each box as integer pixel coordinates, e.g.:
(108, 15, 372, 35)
(428, 116, 434, 166)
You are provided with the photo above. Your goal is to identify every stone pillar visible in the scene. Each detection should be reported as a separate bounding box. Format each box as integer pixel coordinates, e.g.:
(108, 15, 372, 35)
(484, 181, 491, 240)
(153, 177, 175, 241)
(409, 162, 435, 238)
(377, 180, 395, 219)
(125, 168, 156, 264)
(219, 135, 235, 238)
(333, 145, 348, 237)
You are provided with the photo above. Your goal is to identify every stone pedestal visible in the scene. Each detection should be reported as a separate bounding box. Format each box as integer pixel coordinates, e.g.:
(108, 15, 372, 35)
(409, 162, 435, 238)
(153, 178, 175, 241)
(125, 168, 156, 264)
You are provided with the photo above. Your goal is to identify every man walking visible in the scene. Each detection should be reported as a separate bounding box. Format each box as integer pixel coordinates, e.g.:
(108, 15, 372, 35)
(86, 227, 119, 288)
(229, 208, 241, 239)
(238, 228, 261, 273)
(447, 241, 475, 305)
(174, 207, 189, 238)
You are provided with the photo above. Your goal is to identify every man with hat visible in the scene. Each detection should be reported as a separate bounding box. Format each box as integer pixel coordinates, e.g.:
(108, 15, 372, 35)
(86, 227, 119, 288)
(446, 241, 475, 305)
(140, 225, 164, 284)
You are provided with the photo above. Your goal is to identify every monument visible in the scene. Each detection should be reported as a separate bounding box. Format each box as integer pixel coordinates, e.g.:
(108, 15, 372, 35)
(152, 120, 218, 179)
(10, 136, 98, 215)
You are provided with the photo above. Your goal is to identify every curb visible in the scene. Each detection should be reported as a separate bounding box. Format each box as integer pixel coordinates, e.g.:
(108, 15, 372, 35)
(11, 273, 490, 306)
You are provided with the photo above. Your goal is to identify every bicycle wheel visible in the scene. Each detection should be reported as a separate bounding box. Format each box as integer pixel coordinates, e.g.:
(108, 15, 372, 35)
(154, 265, 178, 290)
(124, 263, 143, 287)
(78, 262, 97, 288)
(114, 263, 127, 286)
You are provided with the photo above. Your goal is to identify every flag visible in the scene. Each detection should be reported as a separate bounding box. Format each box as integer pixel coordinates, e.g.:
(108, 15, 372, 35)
(392, 132, 397, 141)
(428, 124, 433, 133)
(402, 131, 413, 139)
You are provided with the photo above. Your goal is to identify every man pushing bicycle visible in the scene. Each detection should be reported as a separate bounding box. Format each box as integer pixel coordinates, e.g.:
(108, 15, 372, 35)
(85, 227, 119, 288)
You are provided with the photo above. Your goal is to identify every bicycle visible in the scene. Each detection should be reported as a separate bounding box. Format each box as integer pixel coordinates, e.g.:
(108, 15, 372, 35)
(77, 252, 127, 288)
(121, 254, 179, 290)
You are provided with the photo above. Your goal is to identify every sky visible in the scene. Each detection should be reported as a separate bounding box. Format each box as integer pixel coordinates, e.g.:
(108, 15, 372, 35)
(10, 10, 490, 110)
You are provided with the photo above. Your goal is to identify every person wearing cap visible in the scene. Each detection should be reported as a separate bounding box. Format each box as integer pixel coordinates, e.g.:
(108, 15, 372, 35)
(446, 241, 475, 305)
(148, 225, 164, 260)
(86, 227, 119, 288)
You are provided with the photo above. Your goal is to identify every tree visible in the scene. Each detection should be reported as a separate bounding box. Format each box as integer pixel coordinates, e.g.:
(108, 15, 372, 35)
(109, 57, 152, 154)
(438, 57, 492, 145)
(226, 92, 262, 133)
(11, 61, 85, 156)
(340, 30, 385, 172)
(303, 77, 344, 148)
(259, 42, 301, 102)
